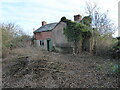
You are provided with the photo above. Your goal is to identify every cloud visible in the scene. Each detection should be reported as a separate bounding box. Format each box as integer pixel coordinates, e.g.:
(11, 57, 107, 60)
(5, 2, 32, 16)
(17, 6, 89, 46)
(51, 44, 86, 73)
(1, 0, 85, 23)
(0, 0, 119, 36)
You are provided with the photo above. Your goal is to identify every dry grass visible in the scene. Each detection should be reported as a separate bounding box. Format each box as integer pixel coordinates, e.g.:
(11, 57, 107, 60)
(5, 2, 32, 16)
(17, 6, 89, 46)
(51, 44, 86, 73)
(2, 47, 119, 88)
(95, 36, 117, 57)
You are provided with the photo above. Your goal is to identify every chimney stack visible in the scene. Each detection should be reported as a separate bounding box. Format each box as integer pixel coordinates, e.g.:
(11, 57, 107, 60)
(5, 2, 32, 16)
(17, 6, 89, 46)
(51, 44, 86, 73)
(74, 14, 82, 23)
(42, 21, 47, 26)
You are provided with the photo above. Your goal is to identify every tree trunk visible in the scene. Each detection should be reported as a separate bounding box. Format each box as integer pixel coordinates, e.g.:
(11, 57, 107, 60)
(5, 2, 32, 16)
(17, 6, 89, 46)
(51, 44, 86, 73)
(73, 47, 75, 55)
(73, 41, 78, 55)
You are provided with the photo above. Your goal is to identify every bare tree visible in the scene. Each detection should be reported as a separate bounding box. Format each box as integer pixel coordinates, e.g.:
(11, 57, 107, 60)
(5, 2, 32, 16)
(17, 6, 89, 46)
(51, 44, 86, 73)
(84, 0, 116, 35)
(1, 22, 27, 49)
(85, 0, 98, 16)
(84, 0, 116, 55)
(93, 11, 116, 35)
(1, 23, 25, 37)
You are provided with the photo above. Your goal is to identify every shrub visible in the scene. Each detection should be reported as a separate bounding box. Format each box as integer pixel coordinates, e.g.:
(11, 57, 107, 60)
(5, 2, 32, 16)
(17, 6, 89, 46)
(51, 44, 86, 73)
(95, 35, 117, 57)
(110, 38, 120, 59)
(109, 62, 120, 74)
(1, 22, 31, 58)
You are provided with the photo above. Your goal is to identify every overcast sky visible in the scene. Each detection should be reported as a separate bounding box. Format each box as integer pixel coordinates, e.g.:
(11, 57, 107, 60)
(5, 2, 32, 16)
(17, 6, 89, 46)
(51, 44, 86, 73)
(0, 0, 119, 37)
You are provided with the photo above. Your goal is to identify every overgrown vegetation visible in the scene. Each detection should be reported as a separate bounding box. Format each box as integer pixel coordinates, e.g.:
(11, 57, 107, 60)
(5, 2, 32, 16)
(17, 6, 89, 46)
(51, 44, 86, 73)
(62, 16, 92, 54)
(62, 0, 118, 58)
(2, 47, 118, 88)
(84, 0, 117, 58)
(1, 0, 119, 88)
(1, 22, 31, 58)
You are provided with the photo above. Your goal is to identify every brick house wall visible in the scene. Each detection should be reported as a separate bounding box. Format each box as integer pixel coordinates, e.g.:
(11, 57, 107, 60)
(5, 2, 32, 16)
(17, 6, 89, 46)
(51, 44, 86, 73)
(34, 31, 52, 40)
(34, 31, 52, 50)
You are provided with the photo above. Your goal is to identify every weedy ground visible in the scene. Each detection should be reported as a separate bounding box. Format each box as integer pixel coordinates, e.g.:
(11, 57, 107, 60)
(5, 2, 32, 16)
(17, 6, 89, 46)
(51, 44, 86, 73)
(2, 47, 119, 88)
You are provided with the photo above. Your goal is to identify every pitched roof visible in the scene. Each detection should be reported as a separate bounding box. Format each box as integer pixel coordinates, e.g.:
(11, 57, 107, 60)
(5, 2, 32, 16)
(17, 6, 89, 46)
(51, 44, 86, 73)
(33, 22, 58, 33)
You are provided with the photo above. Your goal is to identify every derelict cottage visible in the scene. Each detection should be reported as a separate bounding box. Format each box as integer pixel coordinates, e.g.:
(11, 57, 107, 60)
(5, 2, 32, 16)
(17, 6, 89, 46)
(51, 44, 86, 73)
(33, 14, 90, 53)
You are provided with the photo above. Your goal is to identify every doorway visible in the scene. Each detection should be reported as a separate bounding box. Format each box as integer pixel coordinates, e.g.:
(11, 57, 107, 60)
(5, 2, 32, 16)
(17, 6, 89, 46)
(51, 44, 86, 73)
(47, 39, 52, 51)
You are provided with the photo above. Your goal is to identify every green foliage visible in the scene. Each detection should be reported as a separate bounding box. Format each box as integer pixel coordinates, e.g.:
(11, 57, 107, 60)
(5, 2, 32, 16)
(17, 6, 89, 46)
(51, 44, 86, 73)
(63, 17, 92, 43)
(95, 35, 117, 56)
(61, 17, 67, 22)
(113, 46, 120, 49)
(111, 65, 119, 73)
(109, 62, 120, 74)
(109, 38, 120, 59)
(1, 26, 13, 48)
(1, 23, 31, 58)
(81, 15, 92, 26)
(1, 23, 29, 49)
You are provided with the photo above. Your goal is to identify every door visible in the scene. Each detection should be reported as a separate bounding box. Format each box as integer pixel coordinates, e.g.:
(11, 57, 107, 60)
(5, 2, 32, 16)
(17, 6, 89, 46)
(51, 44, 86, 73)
(47, 39, 52, 51)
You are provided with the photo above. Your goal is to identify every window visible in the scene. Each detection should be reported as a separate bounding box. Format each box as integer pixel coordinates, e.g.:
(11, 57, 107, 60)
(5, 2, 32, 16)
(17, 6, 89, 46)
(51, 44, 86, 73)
(40, 40, 44, 46)
(41, 40, 44, 45)
(40, 40, 42, 45)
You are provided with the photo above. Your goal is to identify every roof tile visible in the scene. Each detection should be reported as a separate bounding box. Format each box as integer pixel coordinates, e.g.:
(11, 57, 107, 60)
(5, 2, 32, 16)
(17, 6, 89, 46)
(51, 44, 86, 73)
(34, 22, 58, 33)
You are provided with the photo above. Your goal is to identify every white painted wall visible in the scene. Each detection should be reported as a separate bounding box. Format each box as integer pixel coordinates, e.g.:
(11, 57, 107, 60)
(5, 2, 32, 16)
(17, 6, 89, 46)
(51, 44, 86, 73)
(35, 40, 47, 50)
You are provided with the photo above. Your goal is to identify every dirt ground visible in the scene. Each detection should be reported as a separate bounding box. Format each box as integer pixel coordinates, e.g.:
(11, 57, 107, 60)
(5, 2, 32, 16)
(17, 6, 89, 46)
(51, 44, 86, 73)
(2, 47, 119, 88)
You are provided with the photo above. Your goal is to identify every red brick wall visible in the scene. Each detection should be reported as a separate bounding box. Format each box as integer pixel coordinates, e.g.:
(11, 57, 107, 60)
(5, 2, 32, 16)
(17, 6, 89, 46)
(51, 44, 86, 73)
(34, 31, 52, 40)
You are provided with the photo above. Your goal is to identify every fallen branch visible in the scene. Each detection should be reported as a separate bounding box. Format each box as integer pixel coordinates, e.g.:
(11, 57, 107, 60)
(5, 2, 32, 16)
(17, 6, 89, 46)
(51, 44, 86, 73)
(17, 56, 29, 59)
